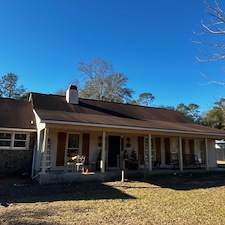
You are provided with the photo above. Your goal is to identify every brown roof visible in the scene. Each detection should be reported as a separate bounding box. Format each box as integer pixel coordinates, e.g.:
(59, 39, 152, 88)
(0, 97, 36, 130)
(31, 92, 225, 136)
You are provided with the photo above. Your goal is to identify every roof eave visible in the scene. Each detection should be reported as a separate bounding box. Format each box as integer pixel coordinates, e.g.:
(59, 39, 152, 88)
(40, 119, 225, 137)
(0, 127, 37, 132)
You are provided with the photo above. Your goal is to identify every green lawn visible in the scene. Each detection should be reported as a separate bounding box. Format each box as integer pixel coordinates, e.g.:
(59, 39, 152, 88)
(1, 172, 225, 225)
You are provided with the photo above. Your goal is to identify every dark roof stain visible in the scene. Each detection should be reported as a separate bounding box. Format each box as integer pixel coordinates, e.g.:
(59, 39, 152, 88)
(0, 97, 36, 129)
(31, 92, 192, 122)
(31, 92, 225, 135)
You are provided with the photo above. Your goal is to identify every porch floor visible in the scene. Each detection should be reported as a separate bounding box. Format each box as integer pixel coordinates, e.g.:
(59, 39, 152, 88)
(36, 167, 225, 184)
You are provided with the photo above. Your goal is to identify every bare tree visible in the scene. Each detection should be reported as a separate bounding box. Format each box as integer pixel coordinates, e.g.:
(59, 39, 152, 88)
(194, 0, 225, 86)
(55, 80, 80, 96)
(195, 1, 225, 63)
(78, 57, 134, 102)
(56, 89, 66, 96)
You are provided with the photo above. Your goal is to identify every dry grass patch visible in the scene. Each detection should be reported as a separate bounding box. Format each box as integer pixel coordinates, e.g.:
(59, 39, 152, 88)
(1, 173, 225, 225)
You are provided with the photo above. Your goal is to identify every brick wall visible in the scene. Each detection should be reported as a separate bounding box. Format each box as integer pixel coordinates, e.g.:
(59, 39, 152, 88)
(0, 149, 33, 177)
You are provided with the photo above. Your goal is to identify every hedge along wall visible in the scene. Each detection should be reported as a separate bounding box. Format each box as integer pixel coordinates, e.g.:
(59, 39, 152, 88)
(0, 149, 33, 177)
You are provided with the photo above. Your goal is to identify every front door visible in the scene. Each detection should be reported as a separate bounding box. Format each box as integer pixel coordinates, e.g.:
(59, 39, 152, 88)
(108, 136, 121, 167)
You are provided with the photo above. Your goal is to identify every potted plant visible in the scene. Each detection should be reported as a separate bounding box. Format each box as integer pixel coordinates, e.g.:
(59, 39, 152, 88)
(128, 149, 138, 170)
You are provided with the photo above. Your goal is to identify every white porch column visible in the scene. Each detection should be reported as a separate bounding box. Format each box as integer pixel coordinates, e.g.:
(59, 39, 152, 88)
(101, 131, 106, 173)
(35, 129, 42, 171)
(148, 134, 152, 171)
(205, 138, 209, 170)
(179, 136, 183, 171)
(41, 127, 49, 174)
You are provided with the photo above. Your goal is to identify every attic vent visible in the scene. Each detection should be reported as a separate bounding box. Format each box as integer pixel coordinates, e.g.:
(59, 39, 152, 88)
(66, 85, 78, 104)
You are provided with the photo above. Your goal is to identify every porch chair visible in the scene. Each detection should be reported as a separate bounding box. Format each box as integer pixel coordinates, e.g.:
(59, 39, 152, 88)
(171, 153, 179, 169)
(66, 155, 77, 172)
(183, 154, 192, 169)
(193, 154, 201, 168)
(76, 155, 85, 172)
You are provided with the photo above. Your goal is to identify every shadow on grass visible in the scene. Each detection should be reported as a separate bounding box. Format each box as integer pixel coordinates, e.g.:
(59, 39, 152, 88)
(0, 208, 60, 225)
(0, 178, 135, 204)
(139, 171, 225, 190)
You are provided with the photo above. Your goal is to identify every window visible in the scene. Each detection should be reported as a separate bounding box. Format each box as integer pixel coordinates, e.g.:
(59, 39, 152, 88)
(0, 133, 11, 147)
(0, 132, 28, 149)
(67, 134, 80, 157)
(195, 139, 205, 163)
(14, 134, 27, 147)
(171, 138, 179, 153)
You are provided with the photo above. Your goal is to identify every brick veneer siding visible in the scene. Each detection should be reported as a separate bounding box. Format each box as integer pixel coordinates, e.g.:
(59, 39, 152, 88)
(0, 149, 33, 177)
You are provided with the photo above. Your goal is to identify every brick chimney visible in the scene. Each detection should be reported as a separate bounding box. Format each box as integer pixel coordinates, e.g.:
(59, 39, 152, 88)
(66, 85, 78, 104)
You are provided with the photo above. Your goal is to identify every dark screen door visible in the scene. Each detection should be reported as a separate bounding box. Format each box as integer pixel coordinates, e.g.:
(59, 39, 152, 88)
(108, 136, 120, 167)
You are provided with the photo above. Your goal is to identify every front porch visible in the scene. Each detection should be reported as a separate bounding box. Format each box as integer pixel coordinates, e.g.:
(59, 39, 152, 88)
(36, 167, 224, 184)
(32, 123, 221, 184)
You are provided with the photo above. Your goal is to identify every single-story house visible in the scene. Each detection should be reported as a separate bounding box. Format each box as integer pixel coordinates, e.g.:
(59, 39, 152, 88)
(1, 85, 225, 183)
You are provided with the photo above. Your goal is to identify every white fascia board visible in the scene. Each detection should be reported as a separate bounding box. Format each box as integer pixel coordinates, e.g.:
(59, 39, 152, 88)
(0, 127, 36, 132)
(40, 119, 225, 137)
(33, 110, 42, 124)
(33, 110, 46, 131)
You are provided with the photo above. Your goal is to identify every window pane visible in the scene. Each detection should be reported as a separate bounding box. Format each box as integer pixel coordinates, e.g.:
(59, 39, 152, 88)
(68, 134, 79, 148)
(171, 138, 179, 153)
(0, 133, 11, 139)
(67, 149, 78, 156)
(0, 140, 11, 147)
(14, 141, 26, 147)
(15, 134, 26, 140)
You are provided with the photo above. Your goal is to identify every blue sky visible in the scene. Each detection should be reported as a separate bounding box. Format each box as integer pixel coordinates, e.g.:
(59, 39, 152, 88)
(0, 0, 225, 112)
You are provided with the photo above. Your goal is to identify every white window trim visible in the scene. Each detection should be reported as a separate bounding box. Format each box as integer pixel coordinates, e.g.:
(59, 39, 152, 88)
(0, 132, 30, 150)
